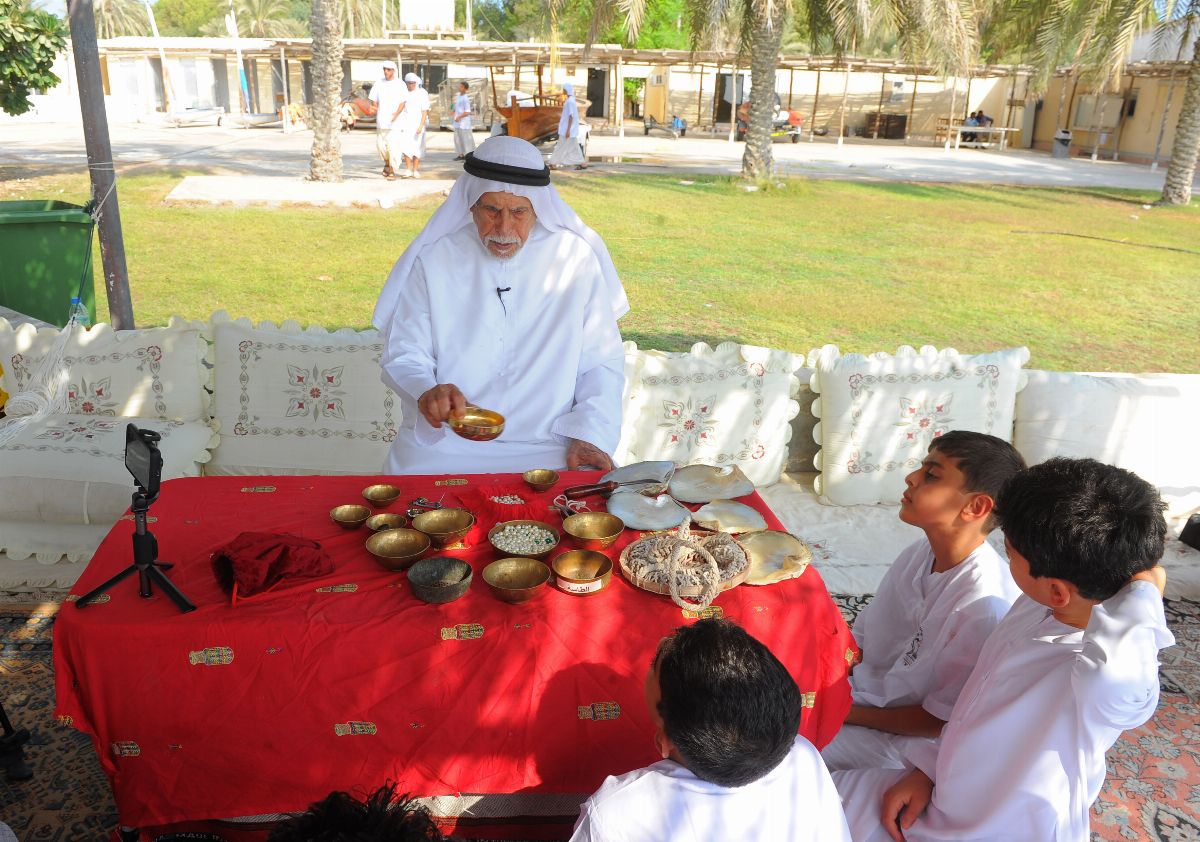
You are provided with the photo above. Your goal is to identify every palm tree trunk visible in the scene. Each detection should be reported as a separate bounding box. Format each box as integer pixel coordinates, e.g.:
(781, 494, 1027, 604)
(1159, 34, 1200, 205)
(308, 0, 343, 182)
(741, 4, 786, 179)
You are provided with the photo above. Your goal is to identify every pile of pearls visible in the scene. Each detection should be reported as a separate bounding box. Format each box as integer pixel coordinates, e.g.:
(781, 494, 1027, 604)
(490, 494, 526, 505)
(492, 523, 556, 554)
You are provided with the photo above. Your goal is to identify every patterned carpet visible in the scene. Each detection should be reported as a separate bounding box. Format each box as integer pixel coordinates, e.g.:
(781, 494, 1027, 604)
(1, 594, 1197, 841)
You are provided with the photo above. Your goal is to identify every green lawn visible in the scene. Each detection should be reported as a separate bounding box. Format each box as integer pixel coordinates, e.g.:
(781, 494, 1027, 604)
(3, 169, 1197, 372)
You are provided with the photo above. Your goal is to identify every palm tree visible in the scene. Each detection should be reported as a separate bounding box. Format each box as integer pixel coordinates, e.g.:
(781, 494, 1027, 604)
(340, 0, 379, 38)
(1159, 13, 1200, 204)
(308, 0, 343, 182)
(93, 0, 147, 38)
(235, 0, 291, 36)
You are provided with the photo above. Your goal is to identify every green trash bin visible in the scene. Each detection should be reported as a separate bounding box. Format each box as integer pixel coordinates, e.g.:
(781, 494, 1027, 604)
(0, 200, 96, 327)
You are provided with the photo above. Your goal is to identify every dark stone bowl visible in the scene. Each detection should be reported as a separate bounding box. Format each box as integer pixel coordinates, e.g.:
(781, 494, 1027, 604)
(407, 557, 472, 604)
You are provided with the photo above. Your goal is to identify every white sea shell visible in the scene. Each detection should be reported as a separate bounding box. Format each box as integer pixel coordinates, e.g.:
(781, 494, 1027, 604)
(691, 500, 768, 534)
(668, 464, 755, 504)
(740, 531, 813, 586)
(606, 491, 690, 531)
(601, 460, 676, 495)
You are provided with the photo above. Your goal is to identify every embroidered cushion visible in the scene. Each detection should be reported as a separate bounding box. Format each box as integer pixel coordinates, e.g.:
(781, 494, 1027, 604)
(0, 318, 210, 422)
(615, 342, 801, 487)
(206, 317, 399, 475)
(0, 415, 218, 524)
(808, 345, 1030, 506)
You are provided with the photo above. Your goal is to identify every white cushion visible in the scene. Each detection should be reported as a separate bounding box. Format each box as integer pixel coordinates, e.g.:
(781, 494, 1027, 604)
(808, 345, 1030, 506)
(0, 318, 211, 422)
(0, 415, 217, 524)
(206, 317, 399, 475)
(1014, 371, 1200, 493)
(616, 342, 801, 487)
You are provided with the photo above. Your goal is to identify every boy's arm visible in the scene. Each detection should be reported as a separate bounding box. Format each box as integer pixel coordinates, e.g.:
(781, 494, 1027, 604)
(880, 768, 934, 842)
(844, 704, 945, 738)
(1073, 567, 1173, 731)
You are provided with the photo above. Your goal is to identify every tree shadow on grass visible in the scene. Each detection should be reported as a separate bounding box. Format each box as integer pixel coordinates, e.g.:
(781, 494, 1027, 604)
(619, 329, 750, 352)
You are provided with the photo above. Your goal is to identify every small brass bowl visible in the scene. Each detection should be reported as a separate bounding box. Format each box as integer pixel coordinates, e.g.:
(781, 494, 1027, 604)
(362, 484, 401, 507)
(330, 504, 372, 530)
(365, 528, 430, 571)
(366, 513, 408, 532)
(407, 557, 473, 604)
(562, 512, 625, 551)
(523, 468, 560, 494)
(552, 550, 613, 596)
(447, 405, 505, 442)
(482, 557, 551, 604)
(488, 519, 561, 561)
(412, 507, 476, 549)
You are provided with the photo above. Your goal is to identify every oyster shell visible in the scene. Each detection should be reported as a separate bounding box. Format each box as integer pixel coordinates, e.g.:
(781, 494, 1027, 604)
(601, 460, 676, 496)
(691, 500, 768, 534)
(668, 464, 755, 504)
(606, 491, 690, 531)
(740, 531, 813, 586)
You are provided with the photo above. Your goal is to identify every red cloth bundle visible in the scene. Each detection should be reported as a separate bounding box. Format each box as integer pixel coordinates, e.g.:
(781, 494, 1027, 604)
(457, 483, 561, 525)
(210, 531, 333, 598)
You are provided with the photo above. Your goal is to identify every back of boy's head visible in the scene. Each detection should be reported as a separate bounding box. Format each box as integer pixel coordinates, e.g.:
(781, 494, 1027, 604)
(928, 430, 1027, 531)
(267, 782, 444, 842)
(996, 457, 1166, 601)
(654, 618, 800, 788)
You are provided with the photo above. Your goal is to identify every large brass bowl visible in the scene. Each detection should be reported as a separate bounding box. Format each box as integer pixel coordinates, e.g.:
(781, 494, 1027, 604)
(365, 528, 430, 571)
(562, 512, 625, 551)
(330, 504, 372, 530)
(552, 550, 613, 596)
(523, 468, 560, 494)
(447, 406, 505, 442)
(366, 513, 408, 532)
(407, 557, 472, 604)
(362, 483, 401, 507)
(488, 519, 561, 560)
(412, 507, 476, 549)
(482, 557, 551, 603)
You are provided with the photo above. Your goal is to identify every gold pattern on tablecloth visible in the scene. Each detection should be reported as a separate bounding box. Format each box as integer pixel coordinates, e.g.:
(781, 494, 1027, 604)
(435, 479, 468, 486)
(240, 485, 277, 493)
(682, 606, 725, 620)
(315, 584, 358, 592)
(189, 647, 234, 666)
(845, 648, 859, 667)
(441, 623, 484, 640)
(119, 515, 157, 523)
(56, 715, 73, 726)
(801, 691, 816, 708)
(111, 741, 141, 757)
(578, 702, 621, 721)
(334, 721, 377, 736)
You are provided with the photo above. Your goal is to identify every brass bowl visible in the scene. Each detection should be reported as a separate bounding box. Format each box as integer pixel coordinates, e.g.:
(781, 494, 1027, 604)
(407, 557, 473, 604)
(412, 507, 476, 549)
(365, 528, 430, 571)
(488, 519, 561, 561)
(366, 513, 408, 532)
(562, 512, 625, 551)
(523, 468, 560, 494)
(362, 483, 401, 507)
(482, 557, 551, 604)
(552, 550, 613, 596)
(330, 504, 372, 530)
(447, 405, 505, 442)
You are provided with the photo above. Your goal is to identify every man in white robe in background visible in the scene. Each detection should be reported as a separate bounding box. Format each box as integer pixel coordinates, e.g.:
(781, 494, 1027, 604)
(452, 80, 476, 160)
(397, 72, 430, 179)
(373, 135, 627, 475)
(548, 83, 586, 170)
(368, 61, 405, 179)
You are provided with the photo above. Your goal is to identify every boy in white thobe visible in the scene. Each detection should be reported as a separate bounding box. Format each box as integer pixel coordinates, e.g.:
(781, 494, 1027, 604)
(452, 81, 475, 160)
(369, 62, 406, 179)
(548, 83, 585, 169)
(570, 619, 851, 842)
(373, 136, 628, 476)
(823, 432, 1024, 772)
(397, 72, 430, 178)
(834, 458, 1174, 842)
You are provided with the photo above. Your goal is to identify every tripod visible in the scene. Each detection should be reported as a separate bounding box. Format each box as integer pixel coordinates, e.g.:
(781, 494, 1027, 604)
(0, 699, 32, 781)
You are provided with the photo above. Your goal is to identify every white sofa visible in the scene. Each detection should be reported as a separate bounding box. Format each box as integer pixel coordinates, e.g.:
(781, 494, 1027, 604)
(2, 314, 1197, 599)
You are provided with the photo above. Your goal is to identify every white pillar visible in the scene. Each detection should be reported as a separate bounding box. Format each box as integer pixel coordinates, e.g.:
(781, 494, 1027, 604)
(280, 46, 290, 133)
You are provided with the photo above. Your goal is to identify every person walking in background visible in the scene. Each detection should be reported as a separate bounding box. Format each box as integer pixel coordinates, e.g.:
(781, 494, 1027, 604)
(549, 83, 586, 171)
(453, 81, 476, 161)
(368, 61, 405, 180)
(398, 72, 430, 179)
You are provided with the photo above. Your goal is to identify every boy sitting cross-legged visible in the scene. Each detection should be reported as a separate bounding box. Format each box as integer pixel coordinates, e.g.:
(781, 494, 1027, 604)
(569, 618, 852, 842)
(823, 431, 1025, 772)
(834, 457, 1175, 842)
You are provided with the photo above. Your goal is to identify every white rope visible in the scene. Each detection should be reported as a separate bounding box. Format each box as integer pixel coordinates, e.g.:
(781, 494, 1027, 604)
(0, 319, 79, 448)
(666, 518, 721, 611)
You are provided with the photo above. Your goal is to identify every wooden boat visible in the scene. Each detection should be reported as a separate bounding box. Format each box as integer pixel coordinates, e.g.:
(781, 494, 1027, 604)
(496, 94, 585, 144)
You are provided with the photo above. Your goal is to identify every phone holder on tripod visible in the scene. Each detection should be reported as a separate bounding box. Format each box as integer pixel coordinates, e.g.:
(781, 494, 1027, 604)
(75, 424, 196, 614)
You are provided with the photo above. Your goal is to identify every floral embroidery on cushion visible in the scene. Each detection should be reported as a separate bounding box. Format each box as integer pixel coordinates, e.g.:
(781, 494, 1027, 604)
(36, 418, 120, 443)
(67, 377, 118, 416)
(285, 365, 347, 421)
(659, 396, 717, 448)
(894, 394, 954, 448)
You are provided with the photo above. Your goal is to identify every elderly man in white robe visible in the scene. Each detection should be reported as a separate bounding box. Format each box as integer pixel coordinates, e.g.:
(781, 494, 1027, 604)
(374, 136, 628, 475)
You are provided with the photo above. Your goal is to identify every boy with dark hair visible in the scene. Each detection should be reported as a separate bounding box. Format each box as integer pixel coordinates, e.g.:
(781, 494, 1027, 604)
(570, 619, 851, 841)
(835, 458, 1174, 841)
(823, 431, 1025, 771)
(267, 782, 444, 842)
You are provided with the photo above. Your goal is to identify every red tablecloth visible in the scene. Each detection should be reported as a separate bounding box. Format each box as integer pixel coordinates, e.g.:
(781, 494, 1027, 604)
(53, 473, 856, 830)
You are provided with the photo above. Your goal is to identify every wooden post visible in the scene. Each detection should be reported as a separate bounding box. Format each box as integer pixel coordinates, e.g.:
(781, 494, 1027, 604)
(1004, 70, 1018, 132)
(787, 67, 794, 109)
(837, 61, 851, 146)
(513, 50, 520, 91)
(67, 0, 134, 329)
(874, 73, 886, 138)
(280, 46, 290, 134)
(906, 74, 918, 142)
(945, 76, 957, 150)
(963, 73, 972, 119)
(489, 65, 498, 112)
(616, 55, 625, 139)
(537, 63, 543, 98)
(810, 67, 821, 140)
(727, 59, 738, 143)
(696, 64, 705, 128)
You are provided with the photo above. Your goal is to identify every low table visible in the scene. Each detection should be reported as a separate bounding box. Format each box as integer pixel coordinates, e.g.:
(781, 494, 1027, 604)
(949, 124, 1018, 150)
(53, 473, 856, 836)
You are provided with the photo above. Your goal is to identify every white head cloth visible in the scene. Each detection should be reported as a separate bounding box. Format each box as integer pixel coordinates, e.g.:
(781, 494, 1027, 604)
(404, 72, 421, 85)
(381, 60, 396, 71)
(372, 135, 628, 343)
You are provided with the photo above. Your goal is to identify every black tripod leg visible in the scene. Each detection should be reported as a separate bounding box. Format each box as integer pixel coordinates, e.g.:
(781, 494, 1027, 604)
(0, 701, 32, 781)
(75, 565, 139, 608)
(145, 565, 196, 613)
